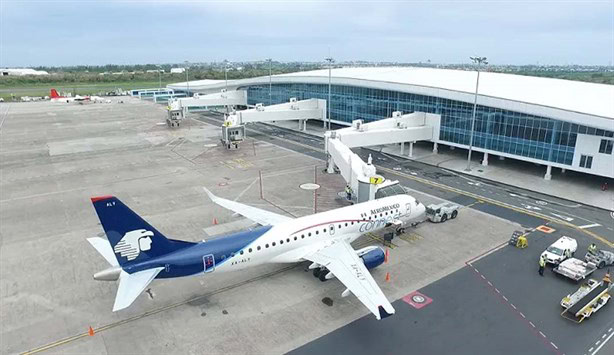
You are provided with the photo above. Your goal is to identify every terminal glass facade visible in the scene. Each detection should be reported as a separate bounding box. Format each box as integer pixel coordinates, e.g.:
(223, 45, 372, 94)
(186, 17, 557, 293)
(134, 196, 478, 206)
(242, 83, 614, 166)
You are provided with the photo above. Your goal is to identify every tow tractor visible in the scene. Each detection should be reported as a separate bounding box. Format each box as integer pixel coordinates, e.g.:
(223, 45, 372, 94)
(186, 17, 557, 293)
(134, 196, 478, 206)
(425, 203, 459, 223)
(585, 250, 614, 269)
(553, 258, 597, 281)
(560, 273, 612, 323)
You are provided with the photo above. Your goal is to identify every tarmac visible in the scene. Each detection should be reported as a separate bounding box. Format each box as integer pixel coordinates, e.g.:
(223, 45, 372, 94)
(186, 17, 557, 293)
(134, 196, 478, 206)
(1, 99, 528, 354)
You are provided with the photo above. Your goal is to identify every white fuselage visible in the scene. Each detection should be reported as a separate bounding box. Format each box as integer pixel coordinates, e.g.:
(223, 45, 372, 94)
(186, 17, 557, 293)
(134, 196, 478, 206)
(215, 194, 425, 272)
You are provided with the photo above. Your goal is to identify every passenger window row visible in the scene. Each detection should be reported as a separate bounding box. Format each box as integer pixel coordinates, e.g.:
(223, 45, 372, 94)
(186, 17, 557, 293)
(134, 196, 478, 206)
(234, 217, 369, 256)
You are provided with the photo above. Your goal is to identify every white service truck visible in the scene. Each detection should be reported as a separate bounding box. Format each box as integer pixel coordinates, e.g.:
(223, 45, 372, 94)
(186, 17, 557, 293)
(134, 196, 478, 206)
(540, 236, 577, 265)
(425, 203, 459, 223)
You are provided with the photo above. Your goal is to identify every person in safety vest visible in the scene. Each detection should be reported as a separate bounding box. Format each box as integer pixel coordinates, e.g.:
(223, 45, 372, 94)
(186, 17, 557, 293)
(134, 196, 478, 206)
(538, 255, 546, 276)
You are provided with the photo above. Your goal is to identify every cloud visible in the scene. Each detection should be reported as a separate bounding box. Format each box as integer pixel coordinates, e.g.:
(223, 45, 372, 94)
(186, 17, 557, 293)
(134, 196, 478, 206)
(1, 0, 612, 66)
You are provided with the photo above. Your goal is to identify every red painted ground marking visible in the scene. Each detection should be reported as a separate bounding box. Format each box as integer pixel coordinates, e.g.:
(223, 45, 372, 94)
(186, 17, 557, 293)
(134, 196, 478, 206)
(402, 291, 432, 309)
(536, 225, 555, 234)
(466, 261, 562, 355)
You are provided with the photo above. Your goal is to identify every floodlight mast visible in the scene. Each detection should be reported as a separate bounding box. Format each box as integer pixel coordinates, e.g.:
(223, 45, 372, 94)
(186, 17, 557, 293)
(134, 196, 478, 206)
(325, 56, 334, 130)
(266, 58, 273, 105)
(465, 56, 488, 172)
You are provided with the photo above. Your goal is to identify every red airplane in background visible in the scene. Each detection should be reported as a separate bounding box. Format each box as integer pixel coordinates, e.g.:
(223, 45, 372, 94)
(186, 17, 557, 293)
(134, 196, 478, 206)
(50, 89, 102, 103)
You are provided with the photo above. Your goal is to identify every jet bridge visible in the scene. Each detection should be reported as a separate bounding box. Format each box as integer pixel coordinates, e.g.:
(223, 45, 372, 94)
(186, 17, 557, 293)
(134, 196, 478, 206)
(221, 98, 326, 149)
(166, 89, 248, 127)
(325, 111, 440, 202)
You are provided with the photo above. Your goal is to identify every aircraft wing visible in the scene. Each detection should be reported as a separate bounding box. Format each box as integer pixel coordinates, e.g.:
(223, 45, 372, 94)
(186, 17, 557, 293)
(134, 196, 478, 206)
(304, 240, 395, 320)
(203, 187, 292, 226)
(113, 267, 164, 312)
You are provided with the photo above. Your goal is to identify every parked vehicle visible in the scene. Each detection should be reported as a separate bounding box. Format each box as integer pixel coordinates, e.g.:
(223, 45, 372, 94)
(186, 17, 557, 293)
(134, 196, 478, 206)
(541, 236, 577, 265)
(585, 250, 614, 269)
(426, 203, 459, 223)
(553, 258, 597, 281)
(560, 274, 612, 323)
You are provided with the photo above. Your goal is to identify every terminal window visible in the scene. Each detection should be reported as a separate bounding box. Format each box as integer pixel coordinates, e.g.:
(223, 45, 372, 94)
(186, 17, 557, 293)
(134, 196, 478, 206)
(579, 155, 593, 169)
(598, 139, 613, 154)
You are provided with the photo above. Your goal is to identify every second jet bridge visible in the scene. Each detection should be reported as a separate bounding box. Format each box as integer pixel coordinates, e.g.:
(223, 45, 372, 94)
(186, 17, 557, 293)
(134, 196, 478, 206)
(224, 98, 326, 130)
(221, 98, 326, 149)
(325, 111, 440, 202)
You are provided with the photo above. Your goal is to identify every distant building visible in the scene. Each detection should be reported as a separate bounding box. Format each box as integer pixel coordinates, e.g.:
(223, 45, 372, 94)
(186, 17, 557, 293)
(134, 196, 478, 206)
(146, 69, 164, 73)
(170, 68, 185, 74)
(1, 68, 49, 76)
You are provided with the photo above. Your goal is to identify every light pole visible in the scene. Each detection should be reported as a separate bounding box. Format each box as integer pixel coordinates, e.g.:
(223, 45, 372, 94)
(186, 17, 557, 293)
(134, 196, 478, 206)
(265, 58, 272, 105)
(325, 56, 334, 130)
(465, 56, 488, 172)
(224, 60, 229, 91)
(157, 65, 162, 90)
(185, 65, 190, 97)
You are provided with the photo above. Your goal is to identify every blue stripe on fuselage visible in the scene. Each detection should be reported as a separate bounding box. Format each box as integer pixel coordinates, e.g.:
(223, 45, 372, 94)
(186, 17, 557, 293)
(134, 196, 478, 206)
(123, 225, 272, 278)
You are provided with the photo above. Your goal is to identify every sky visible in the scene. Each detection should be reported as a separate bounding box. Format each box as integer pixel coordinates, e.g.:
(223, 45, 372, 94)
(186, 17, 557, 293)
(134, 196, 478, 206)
(1, 0, 613, 67)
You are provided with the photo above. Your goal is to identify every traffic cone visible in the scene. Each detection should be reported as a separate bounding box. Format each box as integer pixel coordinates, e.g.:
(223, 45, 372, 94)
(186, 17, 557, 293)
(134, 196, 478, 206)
(213, 218, 218, 225)
(88, 326, 95, 336)
(385, 272, 391, 282)
(385, 249, 389, 264)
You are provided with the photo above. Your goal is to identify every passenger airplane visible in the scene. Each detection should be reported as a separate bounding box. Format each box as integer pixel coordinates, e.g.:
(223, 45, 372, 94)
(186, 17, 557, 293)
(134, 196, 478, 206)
(50, 89, 102, 103)
(87, 188, 426, 319)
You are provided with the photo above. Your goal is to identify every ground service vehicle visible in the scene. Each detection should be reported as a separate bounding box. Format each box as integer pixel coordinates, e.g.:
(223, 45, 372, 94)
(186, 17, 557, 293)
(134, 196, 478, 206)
(425, 203, 459, 223)
(585, 250, 614, 269)
(560, 274, 612, 323)
(541, 236, 577, 265)
(553, 258, 597, 281)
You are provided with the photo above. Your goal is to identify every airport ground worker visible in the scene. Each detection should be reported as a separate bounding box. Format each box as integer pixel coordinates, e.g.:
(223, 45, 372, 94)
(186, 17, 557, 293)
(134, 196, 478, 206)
(588, 243, 597, 254)
(345, 184, 352, 201)
(538, 255, 546, 276)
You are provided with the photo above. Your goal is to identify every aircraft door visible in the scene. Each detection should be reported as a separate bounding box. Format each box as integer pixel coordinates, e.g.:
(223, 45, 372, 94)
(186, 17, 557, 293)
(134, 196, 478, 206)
(329, 224, 335, 236)
(405, 203, 412, 216)
(203, 254, 215, 273)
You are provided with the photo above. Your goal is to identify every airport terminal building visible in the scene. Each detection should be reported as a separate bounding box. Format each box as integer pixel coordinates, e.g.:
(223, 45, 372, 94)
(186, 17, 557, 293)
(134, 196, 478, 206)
(168, 67, 614, 179)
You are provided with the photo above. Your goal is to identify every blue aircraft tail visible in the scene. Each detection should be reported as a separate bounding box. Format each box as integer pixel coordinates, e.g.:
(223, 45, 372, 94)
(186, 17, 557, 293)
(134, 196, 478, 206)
(90, 195, 194, 266)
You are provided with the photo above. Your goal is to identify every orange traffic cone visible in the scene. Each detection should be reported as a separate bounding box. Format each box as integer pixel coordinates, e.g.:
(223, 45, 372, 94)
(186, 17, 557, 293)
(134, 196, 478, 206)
(88, 326, 95, 336)
(385, 272, 391, 282)
(213, 218, 218, 225)
(385, 249, 389, 264)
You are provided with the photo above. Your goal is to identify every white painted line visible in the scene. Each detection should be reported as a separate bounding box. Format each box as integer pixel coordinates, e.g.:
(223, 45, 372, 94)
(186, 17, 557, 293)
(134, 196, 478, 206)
(579, 223, 601, 229)
(609, 328, 613, 332)
(529, 321, 535, 328)
(589, 347, 594, 352)
(592, 330, 614, 355)
(474, 268, 479, 273)
(595, 340, 601, 346)
(502, 296, 508, 301)
(487, 281, 493, 286)
(551, 342, 558, 350)
(511, 304, 517, 310)
(603, 334, 607, 339)
(539, 331, 546, 338)
(495, 288, 500, 293)
(481, 274, 486, 280)
(519, 312, 526, 318)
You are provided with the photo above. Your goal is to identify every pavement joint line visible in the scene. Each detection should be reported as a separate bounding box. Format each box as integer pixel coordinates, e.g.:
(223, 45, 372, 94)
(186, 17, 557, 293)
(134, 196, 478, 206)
(214, 118, 612, 247)
(20, 264, 300, 355)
